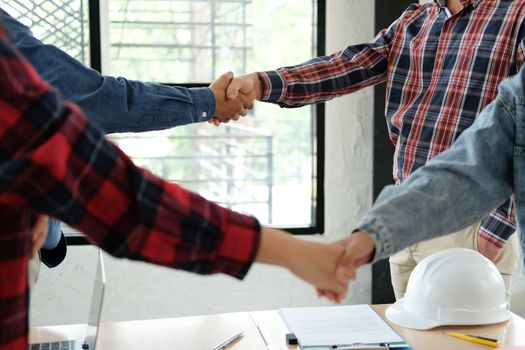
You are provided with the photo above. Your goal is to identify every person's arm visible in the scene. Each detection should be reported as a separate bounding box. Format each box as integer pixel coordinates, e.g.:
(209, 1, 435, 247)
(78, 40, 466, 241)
(475, 18, 525, 261)
(356, 76, 518, 262)
(1, 8, 247, 133)
(330, 74, 521, 284)
(226, 4, 427, 108)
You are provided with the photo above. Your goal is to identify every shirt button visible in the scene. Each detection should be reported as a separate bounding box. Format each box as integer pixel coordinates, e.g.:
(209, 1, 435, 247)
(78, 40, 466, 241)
(202, 112, 208, 118)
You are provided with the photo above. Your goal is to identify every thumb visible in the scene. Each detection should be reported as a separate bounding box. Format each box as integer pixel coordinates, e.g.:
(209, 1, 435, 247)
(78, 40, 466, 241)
(221, 71, 234, 81)
(335, 232, 375, 285)
(213, 71, 234, 89)
(336, 252, 358, 282)
(238, 78, 254, 95)
(227, 76, 250, 100)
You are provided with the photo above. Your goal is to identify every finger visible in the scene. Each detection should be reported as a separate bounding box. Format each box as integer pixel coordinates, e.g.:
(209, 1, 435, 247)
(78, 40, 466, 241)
(239, 108, 247, 117)
(336, 263, 356, 282)
(330, 284, 347, 304)
(337, 262, 355, 279)
(238, 76, 255, 95)
(240, 94, 254, 110)
(244, 100, 254, 110)
(226, 77, 244, 100)
(219, 71, 234, 83)
(322, 290, 338, 302)
(213, 118, 221, 127)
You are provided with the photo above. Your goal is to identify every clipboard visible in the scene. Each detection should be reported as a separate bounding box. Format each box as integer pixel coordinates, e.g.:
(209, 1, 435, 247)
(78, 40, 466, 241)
(279, 305, 412, 350)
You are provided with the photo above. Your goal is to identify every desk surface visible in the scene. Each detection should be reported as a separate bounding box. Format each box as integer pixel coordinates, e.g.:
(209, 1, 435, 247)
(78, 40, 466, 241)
(30, 304, 525, 350)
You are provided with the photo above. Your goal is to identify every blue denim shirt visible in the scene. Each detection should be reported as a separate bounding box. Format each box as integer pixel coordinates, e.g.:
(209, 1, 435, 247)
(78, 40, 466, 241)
(358, 64, 525, 269)
(1, 8, 216, 252)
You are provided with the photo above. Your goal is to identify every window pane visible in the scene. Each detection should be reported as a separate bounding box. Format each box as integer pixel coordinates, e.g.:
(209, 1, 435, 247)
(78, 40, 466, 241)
(4, 0, 90, 65)
(108, 0, 318, 227)
(5, 0, 318, 230)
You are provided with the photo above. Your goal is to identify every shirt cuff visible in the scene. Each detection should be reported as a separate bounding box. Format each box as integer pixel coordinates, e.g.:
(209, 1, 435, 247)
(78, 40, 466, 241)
(188, 87, 215, 122)
(478, 215, 516, 247)
(216, 212, 262, 279)
(357, 215, 395, 263)
(258, 70, 286, 103)
(43, 218, 62, 250)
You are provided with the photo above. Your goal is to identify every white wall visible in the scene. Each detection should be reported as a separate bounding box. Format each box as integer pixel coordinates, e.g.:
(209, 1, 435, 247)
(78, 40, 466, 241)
(30, 0, 375, 326)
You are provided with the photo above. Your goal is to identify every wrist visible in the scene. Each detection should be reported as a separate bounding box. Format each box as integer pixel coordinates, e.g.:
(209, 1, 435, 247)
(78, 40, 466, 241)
(250, 72, 264, 100)
(256, 227, 298, 269)
(351, 231, 376, 264)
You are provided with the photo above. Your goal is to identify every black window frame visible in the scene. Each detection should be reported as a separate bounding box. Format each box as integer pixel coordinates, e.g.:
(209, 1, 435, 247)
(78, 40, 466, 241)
(67, 0, 326, 244)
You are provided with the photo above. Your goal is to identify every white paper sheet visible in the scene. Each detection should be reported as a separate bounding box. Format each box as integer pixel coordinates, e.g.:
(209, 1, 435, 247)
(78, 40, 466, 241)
(280, 305, 405, 348)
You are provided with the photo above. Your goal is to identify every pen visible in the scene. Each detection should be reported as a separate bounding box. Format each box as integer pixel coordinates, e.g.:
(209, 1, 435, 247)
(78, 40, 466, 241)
(210, 331, 244, 350)
(331, 343, 390, 350)
(446, 332, 499, 348)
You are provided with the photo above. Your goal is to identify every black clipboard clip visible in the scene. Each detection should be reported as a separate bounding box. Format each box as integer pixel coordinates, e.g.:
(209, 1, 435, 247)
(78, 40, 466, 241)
(330, 343, 390, 350)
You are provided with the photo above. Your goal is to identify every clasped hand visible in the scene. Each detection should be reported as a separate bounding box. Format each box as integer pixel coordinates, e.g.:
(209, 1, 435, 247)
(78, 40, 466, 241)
(315, 231, 376, 303)
(209, 72, 257, 126)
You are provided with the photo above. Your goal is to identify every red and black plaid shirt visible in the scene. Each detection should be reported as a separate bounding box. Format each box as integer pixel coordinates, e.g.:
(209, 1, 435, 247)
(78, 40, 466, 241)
(259, 0, 525, 247)
(0, 29, 261, 350)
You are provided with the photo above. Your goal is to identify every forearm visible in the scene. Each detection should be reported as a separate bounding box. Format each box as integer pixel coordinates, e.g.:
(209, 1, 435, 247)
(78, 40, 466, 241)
(259, 49, 387, 108)
(255, 227, 309, 267)
(257, 14, 405, 108)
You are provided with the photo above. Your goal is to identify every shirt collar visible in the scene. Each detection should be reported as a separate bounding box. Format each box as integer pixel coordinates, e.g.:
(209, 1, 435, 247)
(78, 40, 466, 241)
(433, 0, 483, 9)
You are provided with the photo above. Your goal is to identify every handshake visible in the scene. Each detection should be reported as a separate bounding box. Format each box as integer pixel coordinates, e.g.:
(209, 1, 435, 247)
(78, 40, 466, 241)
(261, 227, 377, 304)
(208, 71, 263, 126)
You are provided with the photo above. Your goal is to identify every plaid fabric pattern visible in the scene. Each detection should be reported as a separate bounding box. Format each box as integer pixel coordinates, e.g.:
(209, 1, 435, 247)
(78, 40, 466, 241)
(260, 0, 525, 245)
(0, 29, 261, 350)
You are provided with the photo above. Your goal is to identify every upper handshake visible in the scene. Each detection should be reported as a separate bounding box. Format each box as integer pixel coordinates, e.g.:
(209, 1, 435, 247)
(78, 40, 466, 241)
(208, 72, 263, 126)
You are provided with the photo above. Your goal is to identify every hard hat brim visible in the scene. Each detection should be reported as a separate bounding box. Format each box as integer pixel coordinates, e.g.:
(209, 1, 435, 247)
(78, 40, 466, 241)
(386, 299, 511, 330)
(386, 299, 443, 330)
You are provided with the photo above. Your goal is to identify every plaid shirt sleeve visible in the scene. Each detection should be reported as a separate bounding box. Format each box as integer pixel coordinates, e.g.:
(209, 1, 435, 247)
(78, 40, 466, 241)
(479, 201, 516, 247)
(257, 6, 415, 107)
(0, 30, 260, 350)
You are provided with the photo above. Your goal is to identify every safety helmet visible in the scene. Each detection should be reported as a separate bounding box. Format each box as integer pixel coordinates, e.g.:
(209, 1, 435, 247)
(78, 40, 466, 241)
(386, 248, 509, 330)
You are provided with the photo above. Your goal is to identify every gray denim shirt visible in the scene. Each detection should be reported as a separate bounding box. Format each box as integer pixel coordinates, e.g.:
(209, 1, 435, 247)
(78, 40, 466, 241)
(358, 64, 525, 268)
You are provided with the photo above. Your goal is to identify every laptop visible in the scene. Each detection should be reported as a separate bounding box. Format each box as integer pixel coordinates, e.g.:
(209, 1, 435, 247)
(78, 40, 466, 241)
(29, 250, 106, 350)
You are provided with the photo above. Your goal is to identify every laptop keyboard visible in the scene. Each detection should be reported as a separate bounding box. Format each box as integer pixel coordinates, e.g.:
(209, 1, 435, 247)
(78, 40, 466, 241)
(29, 341, 77, 350)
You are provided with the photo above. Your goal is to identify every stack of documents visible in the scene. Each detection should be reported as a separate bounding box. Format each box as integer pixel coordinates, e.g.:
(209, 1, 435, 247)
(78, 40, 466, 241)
(280, 305, 412, 349)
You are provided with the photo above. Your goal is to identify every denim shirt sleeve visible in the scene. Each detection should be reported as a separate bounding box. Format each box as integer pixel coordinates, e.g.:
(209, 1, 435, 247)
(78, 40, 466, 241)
(358, 91, 516, 261)
(1, 9, 215, 134)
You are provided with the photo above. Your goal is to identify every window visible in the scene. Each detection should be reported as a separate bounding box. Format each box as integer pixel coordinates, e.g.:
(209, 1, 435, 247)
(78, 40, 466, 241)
(5, 0, 325, 235)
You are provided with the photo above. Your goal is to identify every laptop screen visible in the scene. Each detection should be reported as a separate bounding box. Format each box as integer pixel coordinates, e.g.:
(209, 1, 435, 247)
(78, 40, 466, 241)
(84, 250, 106, 349)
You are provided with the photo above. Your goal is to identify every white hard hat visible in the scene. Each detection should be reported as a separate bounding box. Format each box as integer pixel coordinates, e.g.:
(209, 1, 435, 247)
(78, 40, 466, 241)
(386, 248, 509, 330)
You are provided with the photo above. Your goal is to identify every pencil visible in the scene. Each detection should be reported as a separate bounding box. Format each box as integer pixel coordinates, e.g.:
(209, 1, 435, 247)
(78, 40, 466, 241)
(446, 332, 499, 348)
